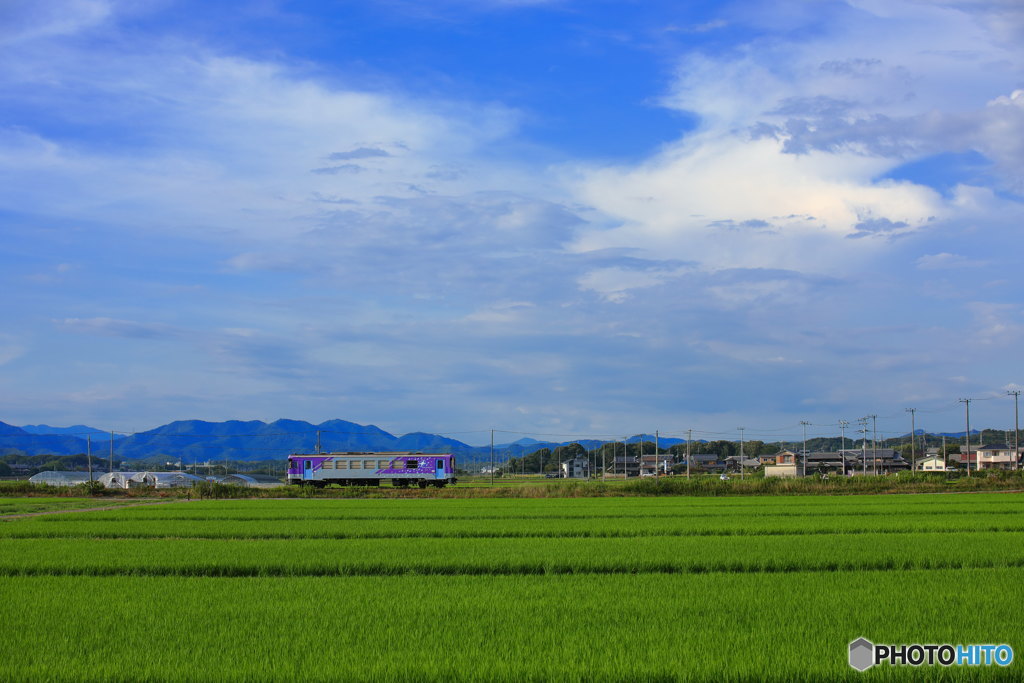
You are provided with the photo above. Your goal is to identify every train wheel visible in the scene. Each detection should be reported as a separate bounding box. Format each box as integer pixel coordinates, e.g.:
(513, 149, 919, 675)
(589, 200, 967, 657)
(418, 481, 428, 489)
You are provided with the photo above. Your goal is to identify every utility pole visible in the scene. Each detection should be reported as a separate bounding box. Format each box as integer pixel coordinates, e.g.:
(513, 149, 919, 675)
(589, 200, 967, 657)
(316, 430, 321, 455)
(942, 435, 947, 471)
(906, 408, 917, 472)
(655, 430, 660, 476)
(839, 420, 848, 476)
(490, 429, 494, 486)
(638, 433, 643, 477)
(686, 429, 692, 479)
(800, 421, 810, 477)
(867, 415, 878, 475)
(858, 418, 868, 475)
(960, 398, 972, 477)
(738, 427, 745, 480)
(109, 431, 114, 474)
(87, 434, 93, 482)
(1009, 390, 1021, 471)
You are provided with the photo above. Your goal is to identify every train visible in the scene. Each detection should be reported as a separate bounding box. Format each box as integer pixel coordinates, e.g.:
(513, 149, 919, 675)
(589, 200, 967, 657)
(286, 452, 458, 488)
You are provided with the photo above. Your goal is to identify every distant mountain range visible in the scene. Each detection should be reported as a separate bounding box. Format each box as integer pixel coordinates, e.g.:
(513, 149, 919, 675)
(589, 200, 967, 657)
(0, 418, 614, 463)
(19, 424, 126, 438)
(0, 419, 999, 463)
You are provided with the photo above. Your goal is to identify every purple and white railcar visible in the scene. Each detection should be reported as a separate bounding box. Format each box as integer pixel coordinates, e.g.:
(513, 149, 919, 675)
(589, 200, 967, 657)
(286, 452, 457, 488)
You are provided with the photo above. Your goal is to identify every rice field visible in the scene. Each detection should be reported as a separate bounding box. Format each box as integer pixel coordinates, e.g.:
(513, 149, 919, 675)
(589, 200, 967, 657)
(0, 496, 148, 516)
(1, 493, 1022, 680)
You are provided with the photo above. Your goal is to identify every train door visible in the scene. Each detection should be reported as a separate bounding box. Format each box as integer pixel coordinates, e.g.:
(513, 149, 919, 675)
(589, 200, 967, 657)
(436, 458, 445, 480)
(303, 459, 313, 481)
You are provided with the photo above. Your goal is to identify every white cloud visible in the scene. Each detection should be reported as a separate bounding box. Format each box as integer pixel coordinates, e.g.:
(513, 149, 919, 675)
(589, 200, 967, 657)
(566, 0, 1022, 280)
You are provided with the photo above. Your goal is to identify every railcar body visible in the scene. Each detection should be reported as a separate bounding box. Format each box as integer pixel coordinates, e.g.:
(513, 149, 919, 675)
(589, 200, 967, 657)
(286, 452, 457, 488)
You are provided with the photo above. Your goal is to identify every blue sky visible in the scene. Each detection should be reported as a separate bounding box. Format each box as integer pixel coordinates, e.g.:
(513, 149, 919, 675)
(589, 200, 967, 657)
(2, 0, 1024, 445)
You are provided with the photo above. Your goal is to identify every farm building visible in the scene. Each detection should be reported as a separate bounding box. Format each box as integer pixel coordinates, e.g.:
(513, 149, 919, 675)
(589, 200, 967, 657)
(215, 474, 284, 488)
(27, 471, 95, 486)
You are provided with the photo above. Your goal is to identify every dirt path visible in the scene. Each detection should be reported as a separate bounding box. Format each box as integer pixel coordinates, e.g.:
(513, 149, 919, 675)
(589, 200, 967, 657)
(0, 499, 188, 520)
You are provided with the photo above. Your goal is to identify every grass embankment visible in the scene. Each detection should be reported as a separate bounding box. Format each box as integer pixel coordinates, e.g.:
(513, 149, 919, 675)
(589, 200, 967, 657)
(4, 470, 1024, 500)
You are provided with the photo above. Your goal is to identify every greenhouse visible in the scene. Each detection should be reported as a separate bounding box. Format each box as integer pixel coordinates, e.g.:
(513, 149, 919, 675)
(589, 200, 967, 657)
(96, 472, 141, 489)
(129, 471, 205, 488)
(27, 471, 96, 486)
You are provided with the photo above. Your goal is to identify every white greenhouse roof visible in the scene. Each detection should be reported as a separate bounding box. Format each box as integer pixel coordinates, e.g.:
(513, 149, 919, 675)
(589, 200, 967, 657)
(28, 471, 96, 486)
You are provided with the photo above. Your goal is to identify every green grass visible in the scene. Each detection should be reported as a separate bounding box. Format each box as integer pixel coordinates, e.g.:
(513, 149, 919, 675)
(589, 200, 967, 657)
(0, 497, 144, 516)
(0, 493, 1021, 680)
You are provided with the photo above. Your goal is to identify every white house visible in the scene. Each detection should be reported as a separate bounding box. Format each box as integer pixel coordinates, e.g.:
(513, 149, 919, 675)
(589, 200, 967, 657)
(975, 444, 1018, 470)
(560, 455, 591, 479)
(915, 456, 950, 472)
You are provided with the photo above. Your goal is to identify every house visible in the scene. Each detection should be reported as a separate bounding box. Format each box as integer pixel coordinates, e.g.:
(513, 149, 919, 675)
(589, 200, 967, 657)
(611, 455, 640, 477)
(915, 455, 950, 472)
(971, 444, 1017, 470)
(836, 448, 909, 474)
(763, 450, 798, 478)
(560, 455, 591, 479)
(639, 454, 672, 476)
(724, 456, 761, 472)
(804, 452, 854, 475)
(686, 454, 726, 473)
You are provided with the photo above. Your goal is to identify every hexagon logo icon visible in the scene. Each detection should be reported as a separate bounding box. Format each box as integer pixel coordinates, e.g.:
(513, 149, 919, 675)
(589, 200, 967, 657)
(849, 637, 875, 671)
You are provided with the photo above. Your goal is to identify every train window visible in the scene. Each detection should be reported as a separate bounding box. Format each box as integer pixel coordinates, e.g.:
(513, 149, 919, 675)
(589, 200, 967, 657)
(378, 460, 390, 468)
(363, 460, 375, 469)
(406, 460, 419, 469)
(323, 461, 333, 469)
(350, 460, 362, 469)
(336, 461, 349, 470)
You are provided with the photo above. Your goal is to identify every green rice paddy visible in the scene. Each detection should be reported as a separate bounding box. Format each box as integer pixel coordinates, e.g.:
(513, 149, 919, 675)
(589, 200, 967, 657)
(1, 493, 1021, 680)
